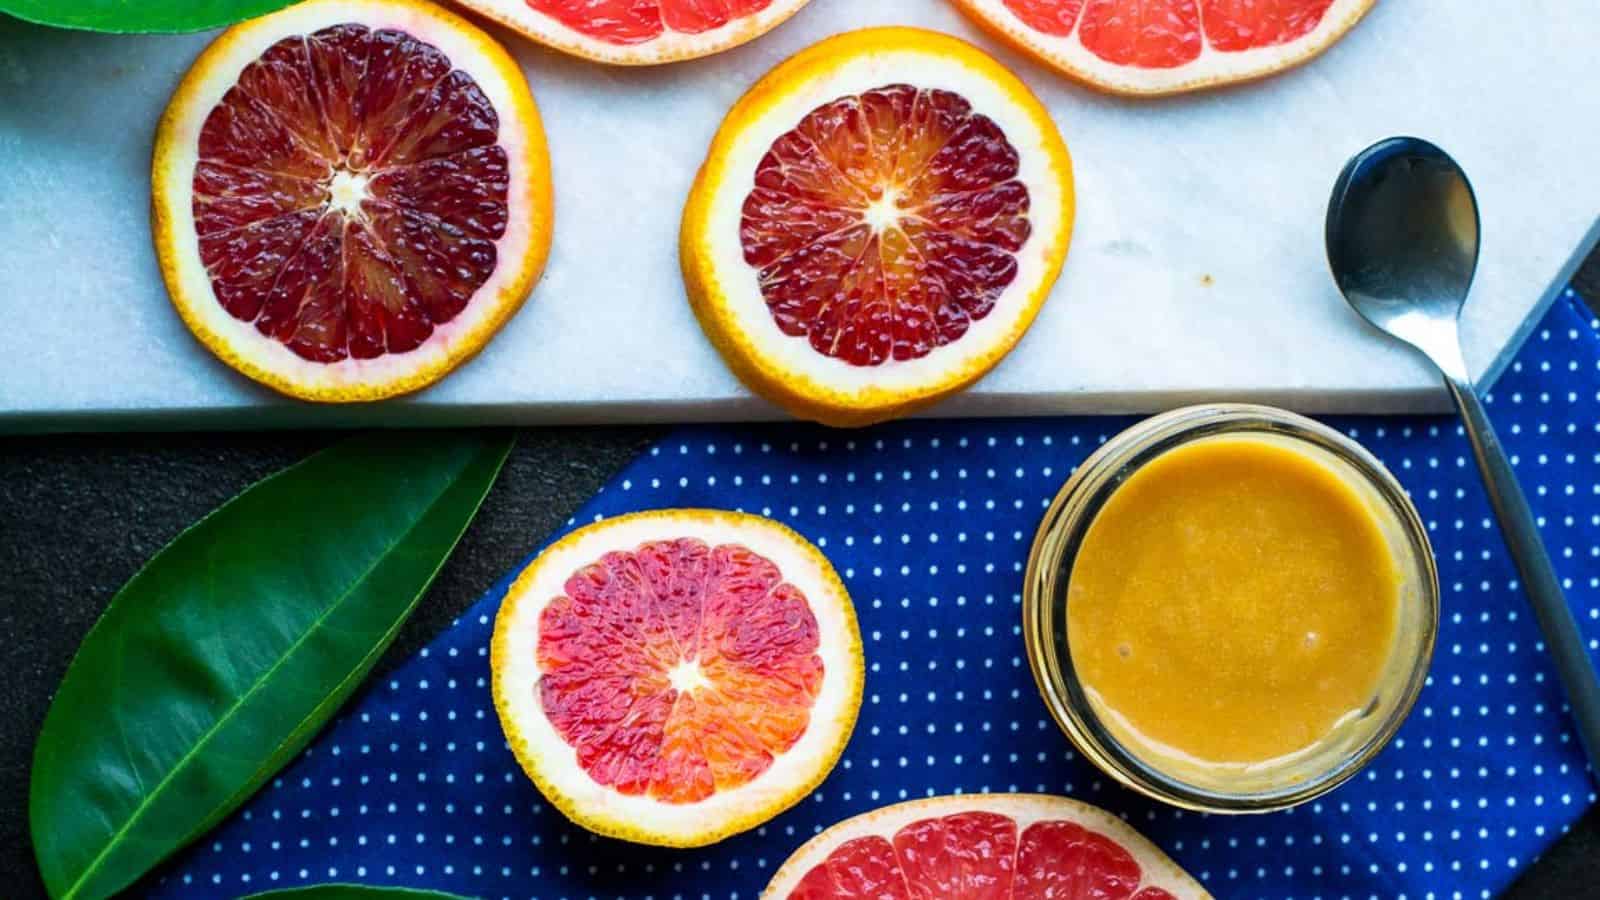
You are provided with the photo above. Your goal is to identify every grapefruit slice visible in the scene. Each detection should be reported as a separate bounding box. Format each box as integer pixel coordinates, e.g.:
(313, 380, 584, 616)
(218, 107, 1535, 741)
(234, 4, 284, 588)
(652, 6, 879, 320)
(491, 509, 864, 846)
(442, 0, 813, 65)
(950, 0, 1376, 95)
(681, 27, 1075, 428)
(152, 0, 553, 402)
(765, 794, 1210, 899)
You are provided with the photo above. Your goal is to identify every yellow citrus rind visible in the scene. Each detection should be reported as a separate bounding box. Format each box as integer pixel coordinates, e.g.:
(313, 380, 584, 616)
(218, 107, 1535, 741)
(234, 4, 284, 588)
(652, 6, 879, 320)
(680, 26, 1075, 428)
(151, 0, 553, 403)
(491, 508, 865, 847)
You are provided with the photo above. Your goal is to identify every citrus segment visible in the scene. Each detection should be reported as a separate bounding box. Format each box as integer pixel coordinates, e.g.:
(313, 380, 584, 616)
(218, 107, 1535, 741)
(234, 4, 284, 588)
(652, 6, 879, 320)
(892, 810, 1018, 897)
(767, 795, 1208, 899)
(493, 510, 863, 846)
(525, 0, 777, 43)
(1000, 0, 1083, 35)
(443, 0, 811, 64)
(1013, 820, 1171, 898)
(682, 28, 1074, 427)
(955, 0, 1374, 95)
(153, 0, 552, 401)
(1075, 0, 1202, 68)
(1202, 0, 1336, 51)
(790, 837, 907, 898)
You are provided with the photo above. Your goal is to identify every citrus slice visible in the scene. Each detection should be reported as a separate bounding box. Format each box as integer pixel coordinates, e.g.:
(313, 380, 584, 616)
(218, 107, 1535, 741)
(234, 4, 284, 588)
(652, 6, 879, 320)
(491, 509, 864, 846)
(950, 0, 1376, 95)
(442, 0, 812, 65)
(681, 27, 1075, 428)
(152, 0, 553, 402)
(765, 794, 1210, 898)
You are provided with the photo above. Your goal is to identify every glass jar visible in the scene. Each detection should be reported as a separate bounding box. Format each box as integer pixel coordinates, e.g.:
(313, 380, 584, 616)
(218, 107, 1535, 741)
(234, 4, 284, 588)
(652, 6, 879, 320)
(1023, 404, 1439, 813)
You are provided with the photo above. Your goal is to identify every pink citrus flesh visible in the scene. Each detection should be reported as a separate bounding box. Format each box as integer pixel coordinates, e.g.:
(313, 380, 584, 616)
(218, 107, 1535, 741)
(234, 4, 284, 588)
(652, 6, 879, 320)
(526, 0, 779, 44)
(193, 25, 511, 364)
(951, 0, 1373, 95)
(538, 538, 824, 803)
(767, 795, 1207, 898)
(1002, 0, 1336, 67)
(793, 813, 1178, 898)
(741, 84, 1031, 368)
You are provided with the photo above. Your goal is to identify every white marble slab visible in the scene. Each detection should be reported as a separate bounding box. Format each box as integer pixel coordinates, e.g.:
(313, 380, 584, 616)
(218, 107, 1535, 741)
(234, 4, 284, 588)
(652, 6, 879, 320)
(1, 0, 1596, 433)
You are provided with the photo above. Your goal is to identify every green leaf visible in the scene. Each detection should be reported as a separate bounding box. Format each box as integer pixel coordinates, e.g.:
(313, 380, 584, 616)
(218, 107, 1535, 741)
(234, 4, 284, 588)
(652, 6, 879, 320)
(29, 431, 513, 900)
(242, 885, 477, 900)
(0, 0, 296, 33)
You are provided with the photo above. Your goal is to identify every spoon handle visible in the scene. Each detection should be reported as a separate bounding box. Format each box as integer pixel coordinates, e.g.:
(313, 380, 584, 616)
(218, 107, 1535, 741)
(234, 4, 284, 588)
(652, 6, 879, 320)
(1446, 374, 1600, 780)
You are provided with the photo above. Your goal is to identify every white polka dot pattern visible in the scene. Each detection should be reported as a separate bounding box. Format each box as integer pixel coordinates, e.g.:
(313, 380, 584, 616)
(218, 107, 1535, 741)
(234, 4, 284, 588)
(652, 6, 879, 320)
(151, 291, 1600, 899)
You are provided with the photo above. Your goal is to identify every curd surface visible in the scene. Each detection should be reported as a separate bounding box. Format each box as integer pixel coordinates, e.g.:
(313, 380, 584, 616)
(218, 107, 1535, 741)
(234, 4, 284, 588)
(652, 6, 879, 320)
(1066, 434, 1402, 769)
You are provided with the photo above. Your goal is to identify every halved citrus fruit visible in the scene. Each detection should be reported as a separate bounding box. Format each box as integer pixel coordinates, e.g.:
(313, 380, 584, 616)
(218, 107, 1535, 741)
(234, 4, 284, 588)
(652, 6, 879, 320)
(491, 509, 864, 846)
(951, 0, 1376, 96)
(152, 0, 553, 402)
(766, 794, 1210, 898)
(442, 0, 812, 65)
(681, 27, 1075, 428)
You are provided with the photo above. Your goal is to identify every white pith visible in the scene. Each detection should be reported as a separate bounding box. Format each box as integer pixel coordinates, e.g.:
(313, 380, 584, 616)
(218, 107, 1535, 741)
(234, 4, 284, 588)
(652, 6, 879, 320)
(493, 511, 861, 844)
(762, 793, 1212, 898)
(155, 0, 541, 394)
(959, 0, 1374, 93)
(697, 49, 1069, 397)
(444, 0, 811, 64)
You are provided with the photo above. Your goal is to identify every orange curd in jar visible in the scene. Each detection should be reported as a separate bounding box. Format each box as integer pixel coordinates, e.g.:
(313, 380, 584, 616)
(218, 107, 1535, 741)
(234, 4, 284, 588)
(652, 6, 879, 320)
(1025, 406, 1438, 811)
(1066, 434, 1402, 773)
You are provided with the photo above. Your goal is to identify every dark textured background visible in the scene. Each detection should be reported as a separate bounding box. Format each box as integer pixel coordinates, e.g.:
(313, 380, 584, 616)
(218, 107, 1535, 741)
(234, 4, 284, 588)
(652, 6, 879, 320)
(3, 254, 1598, 899)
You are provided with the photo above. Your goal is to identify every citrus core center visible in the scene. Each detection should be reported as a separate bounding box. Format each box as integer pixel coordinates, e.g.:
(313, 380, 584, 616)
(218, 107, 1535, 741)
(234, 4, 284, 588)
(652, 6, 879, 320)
(327, 169, 370, 218)
(862, 186, 904, 233)
(667, 659, 711, 694)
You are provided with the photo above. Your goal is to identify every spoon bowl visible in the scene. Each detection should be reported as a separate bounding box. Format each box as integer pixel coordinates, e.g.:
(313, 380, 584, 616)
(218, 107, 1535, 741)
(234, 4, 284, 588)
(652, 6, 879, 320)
(1326, 137, 1482, 369)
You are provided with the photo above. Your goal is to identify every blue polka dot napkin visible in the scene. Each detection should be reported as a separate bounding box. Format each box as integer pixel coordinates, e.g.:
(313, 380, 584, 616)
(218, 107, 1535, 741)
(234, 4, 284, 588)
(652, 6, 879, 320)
(152, 290, 1599, 900)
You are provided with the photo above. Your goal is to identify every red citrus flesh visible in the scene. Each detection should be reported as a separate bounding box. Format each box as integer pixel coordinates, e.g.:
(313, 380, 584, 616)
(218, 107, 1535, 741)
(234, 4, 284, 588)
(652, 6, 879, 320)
(536, 538, 824, 803)
(739, 84, 1031, 368)
(1002, 0, 1335, 67)
(525, 0, 778, 44)
(789, 810, 1179, 899)
(194, 25, 510, 363)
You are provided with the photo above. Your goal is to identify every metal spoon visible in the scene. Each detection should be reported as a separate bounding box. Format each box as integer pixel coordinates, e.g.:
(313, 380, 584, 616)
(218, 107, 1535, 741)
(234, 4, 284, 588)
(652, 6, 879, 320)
(1325, 136, 1600, 781)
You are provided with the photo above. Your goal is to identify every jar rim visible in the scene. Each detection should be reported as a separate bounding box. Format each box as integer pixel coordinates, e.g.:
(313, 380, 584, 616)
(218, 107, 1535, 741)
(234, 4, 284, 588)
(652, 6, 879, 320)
(1022, 403, 1440, 813)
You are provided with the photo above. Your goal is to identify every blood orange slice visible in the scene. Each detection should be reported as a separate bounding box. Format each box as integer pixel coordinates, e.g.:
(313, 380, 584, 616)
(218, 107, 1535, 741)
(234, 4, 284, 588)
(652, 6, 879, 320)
(492, 509, 864, 846)
(152, 0, 553, 402)
(442, 0, 812, 65)
(681, 27, 1075, 427)
(765, 794, 1210, 898)
(951, 0, 1376, 95)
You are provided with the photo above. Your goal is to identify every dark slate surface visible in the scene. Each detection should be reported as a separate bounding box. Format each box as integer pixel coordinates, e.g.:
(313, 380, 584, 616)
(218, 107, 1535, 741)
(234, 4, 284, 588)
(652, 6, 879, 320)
(2, 255, 1597, 899)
